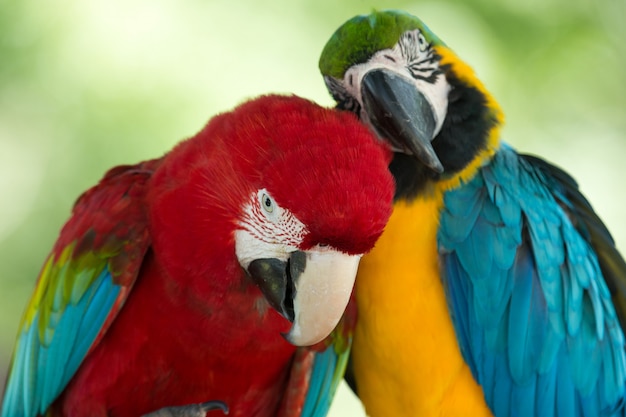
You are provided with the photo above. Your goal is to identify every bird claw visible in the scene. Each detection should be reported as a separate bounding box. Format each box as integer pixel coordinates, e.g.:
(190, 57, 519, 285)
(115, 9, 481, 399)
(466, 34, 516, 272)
(141, 400, 229, 417)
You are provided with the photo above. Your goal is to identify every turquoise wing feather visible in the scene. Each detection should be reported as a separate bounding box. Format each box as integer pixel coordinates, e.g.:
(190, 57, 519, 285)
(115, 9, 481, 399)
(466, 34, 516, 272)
(279, 296, 355, 417)
(438, 144, 626, 416)
(1, 162, 155, 417)
(300, 308, 353, 417)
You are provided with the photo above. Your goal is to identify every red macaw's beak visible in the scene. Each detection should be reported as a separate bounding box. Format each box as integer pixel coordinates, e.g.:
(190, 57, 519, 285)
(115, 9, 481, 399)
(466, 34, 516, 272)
(361, 68, 444, 174)
(248, 249, 360, 346)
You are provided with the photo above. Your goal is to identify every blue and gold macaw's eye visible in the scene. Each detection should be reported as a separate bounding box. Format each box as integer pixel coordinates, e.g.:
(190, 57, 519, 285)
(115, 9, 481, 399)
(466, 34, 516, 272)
(399, 30, 431, 55)
(417, 31, 429, 52)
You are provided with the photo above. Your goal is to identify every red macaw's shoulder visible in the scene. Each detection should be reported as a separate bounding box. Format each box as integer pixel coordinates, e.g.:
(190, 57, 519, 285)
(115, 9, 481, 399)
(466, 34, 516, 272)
(2, 159, 158, 417)
(53, 159, 161, 283)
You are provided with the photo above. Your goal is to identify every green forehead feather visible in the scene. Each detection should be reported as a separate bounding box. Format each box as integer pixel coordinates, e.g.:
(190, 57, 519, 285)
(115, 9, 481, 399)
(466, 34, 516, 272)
(319, 10, 445, 79)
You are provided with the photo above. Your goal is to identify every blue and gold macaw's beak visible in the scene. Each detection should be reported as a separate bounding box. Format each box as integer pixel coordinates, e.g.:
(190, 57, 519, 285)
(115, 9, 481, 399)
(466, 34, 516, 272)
(361, 68, 444, 173)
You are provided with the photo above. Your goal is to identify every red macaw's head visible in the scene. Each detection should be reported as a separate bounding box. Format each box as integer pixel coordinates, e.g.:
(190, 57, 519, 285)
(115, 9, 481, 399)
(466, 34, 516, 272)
(149, 94, 394, 346)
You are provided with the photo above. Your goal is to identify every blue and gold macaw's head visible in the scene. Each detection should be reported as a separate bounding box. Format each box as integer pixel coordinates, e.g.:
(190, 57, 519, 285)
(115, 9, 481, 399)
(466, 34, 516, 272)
(320, 10, 504, 193)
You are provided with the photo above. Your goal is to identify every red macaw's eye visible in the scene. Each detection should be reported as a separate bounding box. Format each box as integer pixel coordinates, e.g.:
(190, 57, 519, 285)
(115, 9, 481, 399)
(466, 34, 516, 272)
(261, 193, 274, 213)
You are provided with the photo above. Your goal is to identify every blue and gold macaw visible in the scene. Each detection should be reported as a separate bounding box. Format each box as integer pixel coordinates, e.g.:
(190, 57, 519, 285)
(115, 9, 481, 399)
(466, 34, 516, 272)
(319, 10, 626, 417)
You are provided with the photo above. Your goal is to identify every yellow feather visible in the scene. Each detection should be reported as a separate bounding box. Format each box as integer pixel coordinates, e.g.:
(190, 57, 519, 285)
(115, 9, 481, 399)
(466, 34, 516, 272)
(21, 245, 74, 330)
(354, 199, 493, 416)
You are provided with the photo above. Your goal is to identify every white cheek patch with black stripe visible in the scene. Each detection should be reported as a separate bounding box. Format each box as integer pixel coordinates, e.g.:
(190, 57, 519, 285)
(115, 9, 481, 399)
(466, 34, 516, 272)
(330, 29, 450, 143)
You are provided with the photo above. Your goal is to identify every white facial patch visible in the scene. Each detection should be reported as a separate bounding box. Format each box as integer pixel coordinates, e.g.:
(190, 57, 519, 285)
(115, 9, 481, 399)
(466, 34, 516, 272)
(334, 29, 450, 142)
(235, 189, 307, 269)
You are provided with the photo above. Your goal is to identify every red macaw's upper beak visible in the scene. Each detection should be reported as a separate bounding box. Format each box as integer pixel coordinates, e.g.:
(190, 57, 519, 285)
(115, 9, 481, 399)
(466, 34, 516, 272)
(248, 249, 360, 346)
(361, 68, 444, 174)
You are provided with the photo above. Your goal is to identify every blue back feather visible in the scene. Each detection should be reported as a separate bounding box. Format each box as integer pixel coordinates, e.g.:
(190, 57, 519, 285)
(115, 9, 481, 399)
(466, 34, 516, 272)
(439, 144, 626, 416)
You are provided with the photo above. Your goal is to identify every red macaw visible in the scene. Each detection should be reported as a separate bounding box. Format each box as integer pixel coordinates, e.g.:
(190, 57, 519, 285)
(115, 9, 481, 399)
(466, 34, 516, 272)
(0, 94, 394, 417)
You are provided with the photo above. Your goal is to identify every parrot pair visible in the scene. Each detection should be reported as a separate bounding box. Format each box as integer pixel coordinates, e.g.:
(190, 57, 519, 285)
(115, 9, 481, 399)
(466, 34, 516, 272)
(319, 9, 626, 417)
(4, 9, 626, 417)
(0, 94, 395, 417)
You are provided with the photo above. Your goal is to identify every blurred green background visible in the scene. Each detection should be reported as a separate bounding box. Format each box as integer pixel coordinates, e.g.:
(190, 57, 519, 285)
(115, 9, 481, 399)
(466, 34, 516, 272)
(1, 0, 624, 414)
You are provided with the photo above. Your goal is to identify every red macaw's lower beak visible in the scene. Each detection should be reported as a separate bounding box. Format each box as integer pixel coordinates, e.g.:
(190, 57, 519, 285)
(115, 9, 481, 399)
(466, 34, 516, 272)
(248, 249, 360, 346)
(361, 68, 444, 174)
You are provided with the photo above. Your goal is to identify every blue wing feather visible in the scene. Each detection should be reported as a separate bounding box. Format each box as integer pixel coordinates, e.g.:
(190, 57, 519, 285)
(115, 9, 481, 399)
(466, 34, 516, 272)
(439, 144, 626, 416)
(301, 347, 338, 417)
(1, 267, 122, 417)
(300, 333, 351, 417)
(1, 163, 152, 417)
(68, 269, 121, 372)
